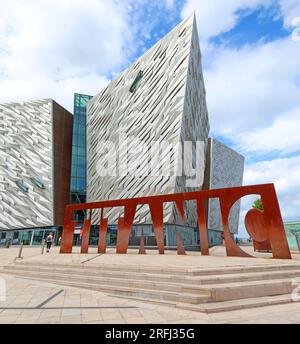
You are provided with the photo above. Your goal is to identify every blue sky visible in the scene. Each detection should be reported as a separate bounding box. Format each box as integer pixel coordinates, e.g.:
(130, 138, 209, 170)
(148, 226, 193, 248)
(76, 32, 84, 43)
(129, 1, 291, 61)
(0, 0, 300, 237)
(211, 5, 289, 47)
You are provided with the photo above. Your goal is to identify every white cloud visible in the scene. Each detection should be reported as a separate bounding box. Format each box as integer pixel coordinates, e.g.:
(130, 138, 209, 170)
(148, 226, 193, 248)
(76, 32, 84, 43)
(237, 155, 300, 237)
(181, 0, 300, 40)
(238, 108, 300, 154)
(0, 0, 134, 111)
(181, 0, 274, 40)
(244, 155, 300, 219)
(165, 0, 175, 10)
(278, 0, 300, 27)
(0, 73, 110, 111)
(203, 37, 300, 139)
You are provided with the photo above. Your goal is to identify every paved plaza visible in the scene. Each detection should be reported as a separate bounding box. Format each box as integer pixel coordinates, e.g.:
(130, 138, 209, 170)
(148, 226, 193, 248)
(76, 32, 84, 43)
(0, 246, 300, 324)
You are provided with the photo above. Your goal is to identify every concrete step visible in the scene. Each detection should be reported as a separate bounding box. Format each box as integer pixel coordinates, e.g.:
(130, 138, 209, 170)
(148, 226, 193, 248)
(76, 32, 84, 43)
(177, 294, 295, 313)
(0, 267, 211, 295)
(4, 260, 299, 310)
(6, 263, 300, 286)
(2, 266, 295, 302)
(200, 278, 295, 301)
(13, 260, 300, 276)
(13, 260, 192, 275)
(14, 275, 209, 304)
(112, 293, 296, 313)
(2, 264, 205, 285)
(197, 269, 300, 285)
(188, 263, 300, 276)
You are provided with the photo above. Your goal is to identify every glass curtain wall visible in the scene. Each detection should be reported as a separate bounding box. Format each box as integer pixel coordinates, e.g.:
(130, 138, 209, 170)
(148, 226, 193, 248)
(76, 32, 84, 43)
(71, 93, 92, 223)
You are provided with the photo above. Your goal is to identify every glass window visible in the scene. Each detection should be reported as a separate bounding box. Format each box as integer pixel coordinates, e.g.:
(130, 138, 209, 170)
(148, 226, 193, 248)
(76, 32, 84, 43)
(5, 231, 13, 240)
(79, 125, 86, 136)
(71, 155, 77, 168)
(12, 232, 20, 244)
(129, 70, 143, 93)
(30, 177, 45, 189)
(71, 93, 92, 194)
(77, 178, 85, 191)
(32, 230, 45, 246)
(75, 95, 89, 108)
(77, 167, 86, 178)
(77, 162, 86, 170)
(77, 135, 86, 147)
(71, 165, 77, 178)
(71, 178, 77, 191)
(72, 146, 78, 156)
(16, 180, 29, 193)
(72, 134, 78, 146)
(73, 122, 78, 135)
(20, 231, 32, 245)
(78, 117, 86, 126)
(77, 157, 86, 167)
(78, 147, 85, 156)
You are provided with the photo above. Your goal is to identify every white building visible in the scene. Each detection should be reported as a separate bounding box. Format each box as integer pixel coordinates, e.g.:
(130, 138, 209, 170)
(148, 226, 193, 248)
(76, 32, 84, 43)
(0, 99, 73, 236)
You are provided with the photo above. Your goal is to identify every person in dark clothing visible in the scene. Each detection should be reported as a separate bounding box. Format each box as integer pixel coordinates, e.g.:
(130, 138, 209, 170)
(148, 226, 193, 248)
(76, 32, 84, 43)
(46, 232, 54, 252)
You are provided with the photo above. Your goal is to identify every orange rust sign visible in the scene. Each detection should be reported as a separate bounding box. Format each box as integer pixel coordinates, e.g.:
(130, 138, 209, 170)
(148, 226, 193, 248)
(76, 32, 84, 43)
(60, 184, 291, 259)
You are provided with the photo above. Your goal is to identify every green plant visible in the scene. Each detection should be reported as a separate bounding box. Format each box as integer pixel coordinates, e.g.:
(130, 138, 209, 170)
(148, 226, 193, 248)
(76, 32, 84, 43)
(252, 198, 263, 211)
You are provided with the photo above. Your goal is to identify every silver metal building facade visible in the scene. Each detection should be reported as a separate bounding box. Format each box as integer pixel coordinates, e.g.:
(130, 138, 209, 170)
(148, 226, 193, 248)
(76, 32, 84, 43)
(0, 99, 73, 245)
(86, 15, 244, 246)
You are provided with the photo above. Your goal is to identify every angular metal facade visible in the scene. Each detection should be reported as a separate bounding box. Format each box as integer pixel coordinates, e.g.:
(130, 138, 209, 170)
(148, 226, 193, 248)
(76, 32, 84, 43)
(87, 15, 210, 227)
(206, 138, 245, 234)
(0, 99, 73, 230)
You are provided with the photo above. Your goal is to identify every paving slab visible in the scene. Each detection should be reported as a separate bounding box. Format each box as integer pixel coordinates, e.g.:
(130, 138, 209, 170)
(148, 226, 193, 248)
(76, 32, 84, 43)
(1, 246, 300, 324)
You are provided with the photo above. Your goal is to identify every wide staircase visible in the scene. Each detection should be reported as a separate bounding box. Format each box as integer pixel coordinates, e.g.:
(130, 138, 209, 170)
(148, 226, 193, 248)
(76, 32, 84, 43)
(1, 260, 300, 313)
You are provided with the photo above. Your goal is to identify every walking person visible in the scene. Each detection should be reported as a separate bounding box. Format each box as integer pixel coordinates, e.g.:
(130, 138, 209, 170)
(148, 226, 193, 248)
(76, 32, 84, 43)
(221, 231, 225, 245)
(46, 232, 54, 252)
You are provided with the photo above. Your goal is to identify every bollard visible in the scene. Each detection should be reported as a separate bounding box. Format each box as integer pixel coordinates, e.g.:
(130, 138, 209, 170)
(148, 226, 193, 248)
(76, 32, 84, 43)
(296, 234, 300, 254)
(17, 242, 24, 259)
(41, 239, 45, 255)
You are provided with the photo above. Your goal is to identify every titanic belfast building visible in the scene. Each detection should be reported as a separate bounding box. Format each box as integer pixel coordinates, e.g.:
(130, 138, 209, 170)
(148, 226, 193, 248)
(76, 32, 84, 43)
(86, 14, 244, 247)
